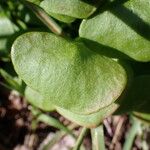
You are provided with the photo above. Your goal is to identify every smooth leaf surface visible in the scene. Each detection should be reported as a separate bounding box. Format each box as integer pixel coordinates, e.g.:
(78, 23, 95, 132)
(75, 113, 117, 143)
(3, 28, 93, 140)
(26, 0, 42, 5)
(56, 103, 118, 128)
(49, 13, 75, 23)
(11, 32, 127, 114)
(25, 86, 55, 111)
(26, 87, 118, 127)
(26, 0, 75, 23)
(40, 0, 97, 19)
(79, 0, 150, 62)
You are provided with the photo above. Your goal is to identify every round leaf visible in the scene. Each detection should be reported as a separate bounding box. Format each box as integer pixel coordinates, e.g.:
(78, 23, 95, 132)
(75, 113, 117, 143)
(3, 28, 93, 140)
(79, 0, 150, 62)
(11, 32, 127, 114)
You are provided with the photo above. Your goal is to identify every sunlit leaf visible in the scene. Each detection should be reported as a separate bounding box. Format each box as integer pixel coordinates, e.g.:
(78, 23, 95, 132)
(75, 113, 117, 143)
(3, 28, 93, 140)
(79, 0, 150, 62)
(40, 0, 98, 19)
(49, 13, 75, 23)
(26, 86, 119, 127)
(26, 0, 75, 23)
(25, 86, 55, 111)
(11, 32, 127, 114)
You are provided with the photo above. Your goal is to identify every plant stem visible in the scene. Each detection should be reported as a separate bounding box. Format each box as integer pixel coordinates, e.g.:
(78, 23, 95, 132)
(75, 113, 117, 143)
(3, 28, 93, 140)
(22, 1, 64, 36)
(123, 118, 141, 150)
(91, 124, 105, 150)
(37, 113, 75, 136)
(30, 107, 75, 137)
(73, 127, 88, 150)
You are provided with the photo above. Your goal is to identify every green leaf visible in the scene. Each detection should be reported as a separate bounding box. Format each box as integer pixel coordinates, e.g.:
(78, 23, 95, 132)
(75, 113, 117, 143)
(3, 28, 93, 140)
(0, 14, 16, 36)
(26, 0, 75, 23)
(25, 86, 55, 111)
(56, 103, 118, 128)
(79, 0, 150, 62)
(0, 11, 18, 57)
(40, 0, 97, 19)
(11, 32, 127, 114)
(49, 13, 75, 23)
(26, 0, 42, 5)
(25, 87, 118, 127)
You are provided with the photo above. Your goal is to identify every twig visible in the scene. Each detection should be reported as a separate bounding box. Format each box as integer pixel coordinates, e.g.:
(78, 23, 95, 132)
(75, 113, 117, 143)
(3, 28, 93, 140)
(103, 118, 113, 137)
(22, 1, 64, 36)
(109, 116, 125, 150)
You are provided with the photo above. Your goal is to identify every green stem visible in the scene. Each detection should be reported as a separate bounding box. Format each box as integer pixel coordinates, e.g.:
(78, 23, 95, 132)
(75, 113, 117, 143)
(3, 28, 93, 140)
(22, 1, 64, 36)
(0, 81, 12, 90)
(123, 118, 140, 150)
(37, 114, 74, 136)
(73, 127, 88, 150)
(31, 107, 75, 137)
(91, 124, 105, 150)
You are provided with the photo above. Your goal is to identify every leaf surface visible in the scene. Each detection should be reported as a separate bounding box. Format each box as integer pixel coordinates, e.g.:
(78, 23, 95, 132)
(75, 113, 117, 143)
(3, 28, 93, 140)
(49, 13, 75, 23)
(79, 0, 150, 62)
(25, 86, 55, 111)
(11, 32, 127, 114)
(40, 0, 97, 19)
(25, 87, 118, 127)
(56, 103, 118, 127)
(26, 0, 75, 23)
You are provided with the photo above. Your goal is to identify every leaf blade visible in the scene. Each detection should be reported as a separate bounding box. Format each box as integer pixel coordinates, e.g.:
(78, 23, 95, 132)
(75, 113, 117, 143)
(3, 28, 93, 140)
(11, 32, 127, 114)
